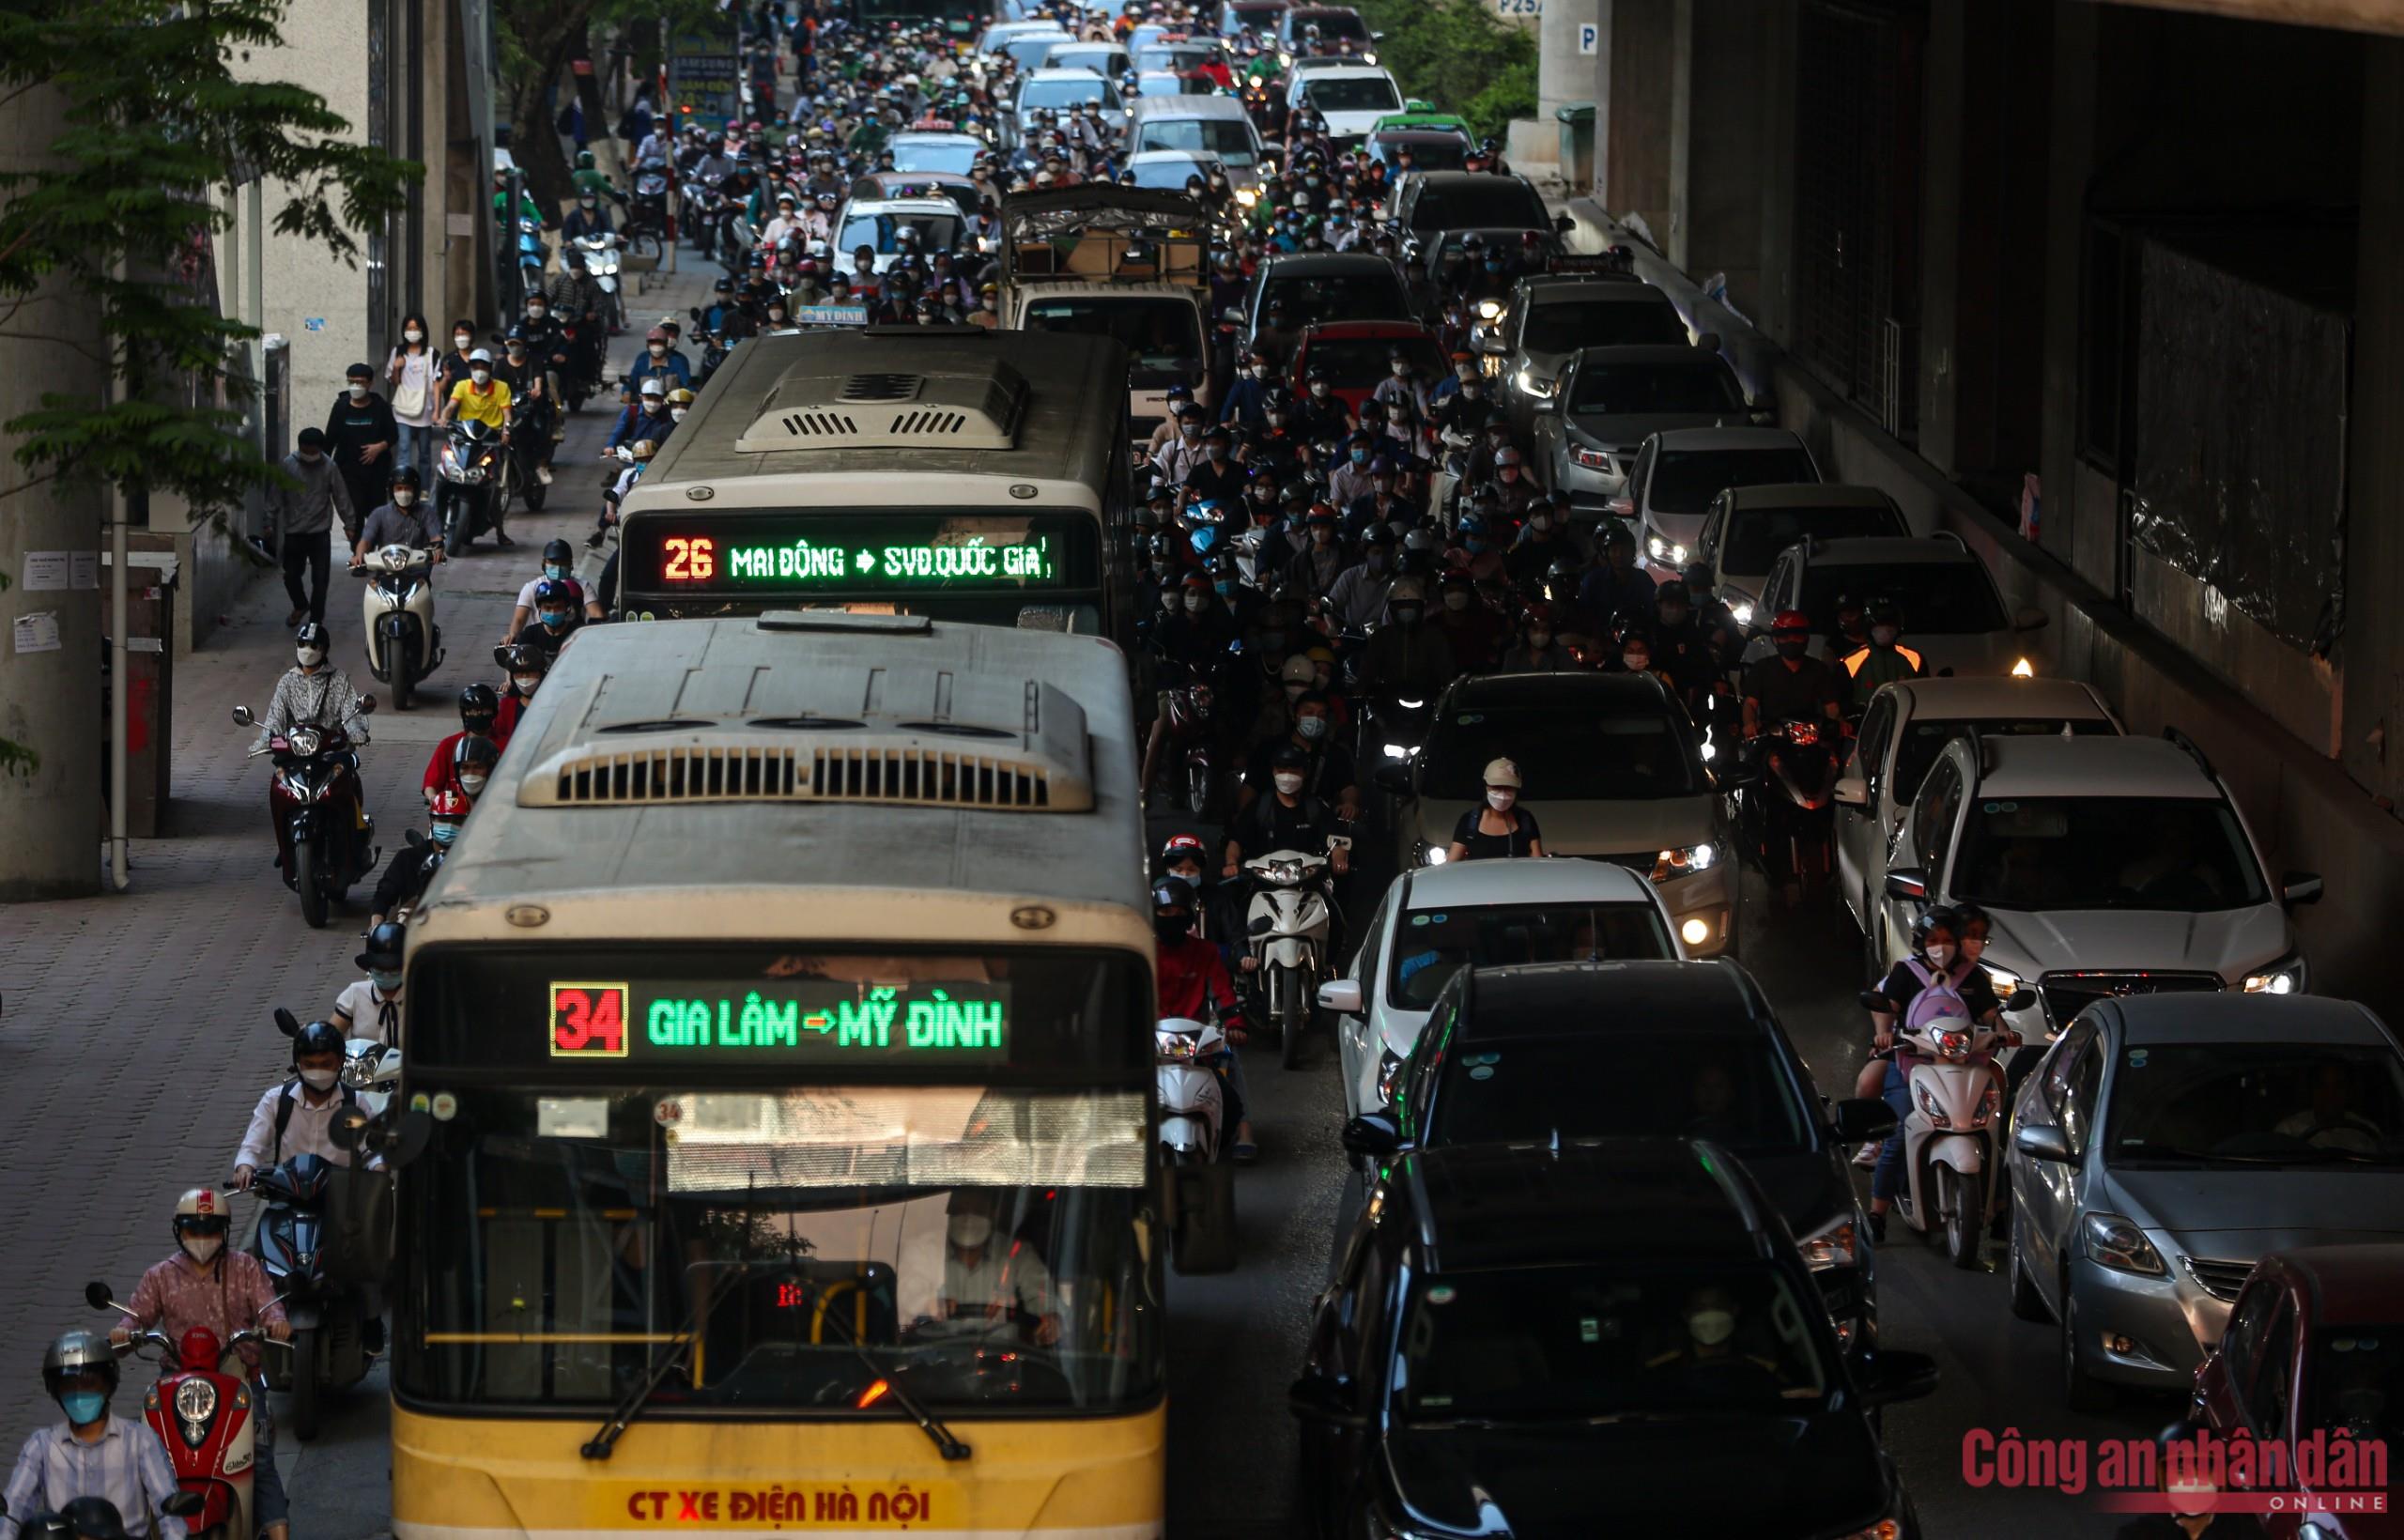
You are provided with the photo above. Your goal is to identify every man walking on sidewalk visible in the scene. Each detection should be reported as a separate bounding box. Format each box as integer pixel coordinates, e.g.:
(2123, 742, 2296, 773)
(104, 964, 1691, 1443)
(265, 427, 357, 627)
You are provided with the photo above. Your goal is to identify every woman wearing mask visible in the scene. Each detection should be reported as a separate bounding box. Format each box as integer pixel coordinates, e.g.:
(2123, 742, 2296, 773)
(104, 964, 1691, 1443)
(1444, 757, 1545, 861)
(1850, 908, 2013, 1227)
(1500, 610, 1576, 672)
(387, 313, 439, 476)
(437, 317, 481, 398)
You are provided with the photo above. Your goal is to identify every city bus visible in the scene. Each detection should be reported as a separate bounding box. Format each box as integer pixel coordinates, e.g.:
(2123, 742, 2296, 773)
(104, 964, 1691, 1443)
(616, 328, 1138, 646)
(387, 610, 1164, 1540)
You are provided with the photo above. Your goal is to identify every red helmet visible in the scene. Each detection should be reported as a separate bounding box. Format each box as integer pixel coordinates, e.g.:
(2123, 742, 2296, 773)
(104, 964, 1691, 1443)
(1771, 609, 1811, 639)
(430, 787, 472, 819)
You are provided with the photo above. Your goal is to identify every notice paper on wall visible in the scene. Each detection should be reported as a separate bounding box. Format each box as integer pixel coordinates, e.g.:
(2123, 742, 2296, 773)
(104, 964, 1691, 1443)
(20, 550, 69, 591)
(12, 611, 61, 654)
(71, 551, 97, 589)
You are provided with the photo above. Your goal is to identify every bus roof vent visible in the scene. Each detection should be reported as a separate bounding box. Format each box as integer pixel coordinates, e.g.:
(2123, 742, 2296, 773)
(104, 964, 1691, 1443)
(519, 679, 1094, 813)
(735, 358, 1027, 453)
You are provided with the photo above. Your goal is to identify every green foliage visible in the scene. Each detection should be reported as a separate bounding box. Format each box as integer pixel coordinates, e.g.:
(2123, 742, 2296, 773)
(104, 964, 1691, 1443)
(0, 0, 416, 513)
(1352, 0, 1538, 143)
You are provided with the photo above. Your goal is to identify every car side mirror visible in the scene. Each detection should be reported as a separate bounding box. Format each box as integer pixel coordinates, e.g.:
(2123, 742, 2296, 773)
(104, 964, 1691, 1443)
(1531, 393, 1558, 413)
(1829, 1096, 1897, 1143)
(1884, 868, 1929, 902)
(1287, 1373, 1366, 1427)
(2282, 870, 2323, 905)
(1374, 762, 1412, 795)
(1552, 212, 1572, 234)
(1857, 1348, 1939, 1408)
(274, 1007, 302, 1039)
(2014, 1123, 2074, 1163)
(1832, 775, 1867, 808)
(2005, 987, 2039, 1014)
(1694, 331, 1721, 353)
(1341, 1111, 1402, 1157)
(2014, 606, 2049, 633)
(1318, 978, 1364, 1014)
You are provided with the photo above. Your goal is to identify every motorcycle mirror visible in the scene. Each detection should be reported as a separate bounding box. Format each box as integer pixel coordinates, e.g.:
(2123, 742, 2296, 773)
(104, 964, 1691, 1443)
(84, 1282, 113, 1312)
(404, 827, 425, 850)
(357, 695, 378, 716)
(162, 1493, 205, 1519)
(492, 644, 514, 669)
(230, 705, 254, 727)
(328, 1105, 370, 1151)
(1857, 990, 1893, 1013)
(2005, 987, 2039, 1014)
(367, 1108, 435, 1169)
(274, 1007, 302, 1039)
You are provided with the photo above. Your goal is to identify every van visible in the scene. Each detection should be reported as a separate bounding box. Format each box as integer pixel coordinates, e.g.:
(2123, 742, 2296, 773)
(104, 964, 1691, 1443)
(1125, 94, 1269, 194)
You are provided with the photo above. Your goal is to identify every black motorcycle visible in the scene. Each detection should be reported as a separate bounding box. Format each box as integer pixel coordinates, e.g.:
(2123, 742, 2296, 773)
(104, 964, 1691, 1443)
(230, 698, 378, 930)
(1734, 715, 1840, 899)
(435, 420, 503, 552)
(496, 388, 554, 516)
(250, 1151, 378, 1440)
(625, 160, 671, 260)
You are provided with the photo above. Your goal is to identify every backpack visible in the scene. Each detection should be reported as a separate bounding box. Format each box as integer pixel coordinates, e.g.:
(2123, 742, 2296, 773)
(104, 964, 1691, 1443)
(1901, 958, 1971, 1035)
(271, 1078, 360, 1163)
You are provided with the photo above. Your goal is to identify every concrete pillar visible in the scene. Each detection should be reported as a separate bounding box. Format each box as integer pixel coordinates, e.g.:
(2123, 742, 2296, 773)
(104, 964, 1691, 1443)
(0, 85, 108, 899)
(1604, 0, 1680, 245)
(2034, 0, 2102, 586)
(1681, 0, 1769, 308)
(1588, 0, 1614, 198)
(1536, 0, 1606, 172)
(2342, 38, 2404, 809)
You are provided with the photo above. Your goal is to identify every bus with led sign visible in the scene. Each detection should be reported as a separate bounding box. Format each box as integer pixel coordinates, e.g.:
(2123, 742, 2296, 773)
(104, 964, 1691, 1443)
(615, 329, 1135, 644)
(387, 614, 1166, 1540)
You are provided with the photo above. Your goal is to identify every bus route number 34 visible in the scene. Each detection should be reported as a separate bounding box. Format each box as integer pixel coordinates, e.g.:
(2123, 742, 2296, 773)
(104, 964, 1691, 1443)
(552, 983, 630, 1056)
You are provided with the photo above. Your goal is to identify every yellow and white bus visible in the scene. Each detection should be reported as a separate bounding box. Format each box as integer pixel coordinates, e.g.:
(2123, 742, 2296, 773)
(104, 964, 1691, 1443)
(616, 328, 1140, 646)
(388, 610, 1163, 1540)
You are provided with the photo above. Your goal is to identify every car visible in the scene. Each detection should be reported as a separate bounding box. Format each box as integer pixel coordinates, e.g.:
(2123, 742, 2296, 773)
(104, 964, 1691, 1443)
(1217, 0, 1287, 38)
(1527, 346, 1770, 516)
(828, 197, 967, 274)
(1379, 670, 1738, 957)
(1317, 858, 1685, 1121)
(1276, 4, 1377, 60)
(1833, 676, 2122, 943)
(994, 30, 1077, 76)
(977, 20, 1070, 55)
(2005, 994, 2404, 1409)
(1134, 38, 1231, 75)
(1485, 275, 1691, 429)
(1131, 69, 1211, 98)
(1242, 252, 1416, 351)
(1392, 171, 1563, 256)
(1286, 320, 1442, 413)
(2191, 1242, 2404, 1520)
(1122, 148, 1219, 190)
(1345, 958, 1899, 1352)
(1035, 38, 1133, 78)
(1007, 67, 1127, 147)
(1692, 483, 1911, 625)
(883, 131, 987, 177)
(1740, 533, 2046, 680)
(1364, 128, 1471, 176)
(1876, 732, 2322, 1058)
(1290, 1138, 1936, 1540)
(1283, 64, 1403, 142)
(1373, 108, 1473, 137)
(1421, 226, 1565, 296)
(1623, 425, 1814, 573)
(1126, 95, 1268, 193)
(844, 170, 982, 219)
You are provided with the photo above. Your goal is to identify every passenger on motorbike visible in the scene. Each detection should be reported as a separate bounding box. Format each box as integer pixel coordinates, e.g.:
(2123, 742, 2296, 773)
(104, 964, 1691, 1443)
(423, 684, 503, 812)
(517, 578, 584, 664)
(505, 540, 592, 644)
(1153, 878, 1256, 1162)
(492, 643, 549, 743)
(1837, 597, 1923, 708)
(605, 376, 674, 453)
(1500, 609, 1576, 672)
(371, 788, 469, 930)
(1239, 691, 1359, 822)
(1, 1332, 190, 1540)
(331, 921, 408, 1043)
(348, 466, 443, 569)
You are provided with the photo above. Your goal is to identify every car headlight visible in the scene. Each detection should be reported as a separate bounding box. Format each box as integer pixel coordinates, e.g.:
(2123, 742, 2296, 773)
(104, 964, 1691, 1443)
(1795, 1213, 1858, 1272)
(1381, 741, 1411, 760)
(1729, 600, 1754, 626)
(1419, 843, 1446, 866)
(1647, 533, 1687, 565)
(1983, 966, 2023, 998)
(1833, 1522, 1903, 1540)
(1513, 367, 1553, 398)
(1914, 1080, 1949, 1130)
(2082, 1211, 2165, 1277)
(1650, 843, 1715, 884)
(1376, 1047, 1407, 1107)
(1235, 187, 1256, 206)
(1572, 447, 1613, 470)
(2242, 953, 2306, 994)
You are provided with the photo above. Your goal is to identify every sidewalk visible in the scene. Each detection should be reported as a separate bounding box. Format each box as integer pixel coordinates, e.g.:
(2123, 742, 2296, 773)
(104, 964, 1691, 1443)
(0, 254, 724, 1537)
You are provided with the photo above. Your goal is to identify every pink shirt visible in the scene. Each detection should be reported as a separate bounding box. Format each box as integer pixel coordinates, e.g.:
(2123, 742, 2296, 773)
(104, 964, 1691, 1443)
(126, 1253, 286, 1369)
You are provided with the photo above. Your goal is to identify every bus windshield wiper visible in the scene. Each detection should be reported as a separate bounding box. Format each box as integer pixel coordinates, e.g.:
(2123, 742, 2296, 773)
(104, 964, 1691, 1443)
(798, 1277, 973, 1462)
(581, 1262, 755, 1461)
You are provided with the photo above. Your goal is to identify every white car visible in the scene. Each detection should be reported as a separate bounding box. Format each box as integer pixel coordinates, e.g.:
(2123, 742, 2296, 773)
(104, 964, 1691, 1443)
(1739, 533, 2051, 681)
(1620, 424, 1815, 574)
(1872, 732, 2320, 1053)
(1318, 858, 1685, 1121)
(1284, 66, 1402, 140)
(1691, 483, 1909, 626)
(829, 197, 969, 275)
(1833, 675, 2122, 948)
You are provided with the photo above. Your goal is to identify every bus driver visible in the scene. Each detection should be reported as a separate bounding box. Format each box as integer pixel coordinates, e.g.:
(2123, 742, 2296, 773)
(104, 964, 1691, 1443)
(932, 1203, 1063, 1347)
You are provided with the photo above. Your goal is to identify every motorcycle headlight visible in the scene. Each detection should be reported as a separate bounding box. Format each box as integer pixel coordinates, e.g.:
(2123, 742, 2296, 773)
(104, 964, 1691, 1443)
(2082, 1211, 2165, 1277)
(1968, 1081, 2000, 1130)
(286, 726, 322, 757)
(174, 1377, 219, 1427)
(1154, 1030, 1197, 1060)
(1795, 1213, 1857, 1272)
(1474, 299, 1503, 322)
(1381, 741, 1411, 760)
(341, 1047, 381, 1088)
(1646, 533, 1688, 565)
(1514, 367, 1553, 398)
(1729, 600, 1755, 626)
(1235, 188, 1256, 207)
(1418, 843, 1446, 867)
(1914, 1079, 1949, 1129)
(1649, 843, 1715, 884)
(2242, 953, 2306, 994)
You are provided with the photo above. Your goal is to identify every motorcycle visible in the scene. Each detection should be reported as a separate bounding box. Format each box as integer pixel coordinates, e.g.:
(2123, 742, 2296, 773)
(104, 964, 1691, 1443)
(1242, 844, 1345, 1070)
(1155, 1015, 1229, 1167)
(1358, 689, 1433, 823)
(231, 697, 378, 930)
(85, 1284, 274, 1540)
(625, 161, 671, 260)
(514, 215, 547, 298)
(495, 386, 555, 516)
(249, 1151, 379, 1440)
(352, 545, 441, 712)
(1139, 659, 1225, 819)
(1734, 715, 1839, 898)
(572, 232, 625, 331)
(434, 419, 503, 552)
(1857, 988, 2029, 1269)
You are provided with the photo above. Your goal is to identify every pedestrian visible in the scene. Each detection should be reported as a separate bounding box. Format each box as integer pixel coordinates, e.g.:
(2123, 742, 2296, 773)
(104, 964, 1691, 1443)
(264, 427, 355, 627)
(386, 312, 439, 477)
(325, 361, 396, 520)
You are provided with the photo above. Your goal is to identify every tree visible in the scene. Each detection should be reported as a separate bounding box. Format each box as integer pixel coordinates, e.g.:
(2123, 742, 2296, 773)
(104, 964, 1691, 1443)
(500, 0, 723, 216)
(1352, 0, 1537, 143)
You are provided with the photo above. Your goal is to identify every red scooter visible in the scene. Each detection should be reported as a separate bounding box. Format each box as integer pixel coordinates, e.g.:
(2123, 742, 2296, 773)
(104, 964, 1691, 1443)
(231, 697, 379, 930)
(87, 1282, 273, 1540)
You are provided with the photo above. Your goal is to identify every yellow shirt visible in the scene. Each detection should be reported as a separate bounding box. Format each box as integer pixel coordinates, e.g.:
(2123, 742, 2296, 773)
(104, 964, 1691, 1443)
(447, 378, 512, 428)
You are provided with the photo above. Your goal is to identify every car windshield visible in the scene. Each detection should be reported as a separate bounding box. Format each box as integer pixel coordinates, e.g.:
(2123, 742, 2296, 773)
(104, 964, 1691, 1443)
(1394, 1264, 1829, 1422)
(890, 139, 980, 176)
(1428, 1033, 1810, 1153)
(1299, 333, 1441, 388)
(1021, 76, 1117, 109)
(1002, 35, 1072, 69)
(2312, 1328, 2404, 1443)
(1567, 362, 1742, 417)
(1889, 717, 2117, 805)
(1421, 700, 1703, 801)
(1262, 269, 1412, 326)
(1952, 796, 2268, 911)
(393, 1085, 1163, 1409)
(1410, 182, 1548, 231)
(1302, 76, 1401, 113)
(2105, 1043, 2404, 1168)
(1023, 296, 1202, 371)
(1374, 137, 1466, 170)
(1134, 116, 1258, 162)
(1127, 156, 1210, 189)
(1533, 300, 1688, 351)
(1387, 904, 1675, 1010)
(1046, 47, 1124, 73)
(1645, 447, 1815, 516)
(836, 211, 965, 255)
(1795, 561, 2007, 634)
(1722, 503, 1906, 574)
(1289, 9, 1369, 38)
(1138, 44, 1225, 69)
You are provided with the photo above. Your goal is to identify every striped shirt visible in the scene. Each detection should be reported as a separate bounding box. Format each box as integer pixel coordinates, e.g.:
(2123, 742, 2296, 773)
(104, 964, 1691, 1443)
(0, 1417, 188, 1540)
(126, 1254, 286, 1372)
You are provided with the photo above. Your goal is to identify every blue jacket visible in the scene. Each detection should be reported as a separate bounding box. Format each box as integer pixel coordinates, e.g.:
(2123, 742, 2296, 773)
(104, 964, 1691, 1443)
(607, 406, 676, 452)
(1218, 375, 1271, 432)
(627, 351, 692, 394)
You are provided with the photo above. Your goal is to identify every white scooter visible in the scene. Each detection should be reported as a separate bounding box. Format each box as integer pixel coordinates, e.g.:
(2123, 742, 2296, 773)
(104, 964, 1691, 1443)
(1860, 988, 2022, 1269)
(353, 544, 442, 712)
(1155, 1015, 1228, 1166)
(1244, 841, 1348, 1070)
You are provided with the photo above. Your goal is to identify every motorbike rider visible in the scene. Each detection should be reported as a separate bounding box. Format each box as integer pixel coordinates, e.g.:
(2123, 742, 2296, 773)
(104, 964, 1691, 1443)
(626, 326, 692, 396)
(370, 788, 469, 929)
(424, 683, 504, 809)
(506, 539, 591, 641)
(114, 1192, 292, 1540)
(1284, 504, 1348, 596)
(348, 466, 444, 568)
(1837, 597, 1923, 709)
(1153, 878, 1256, 1163)
(331, 921, 408, 1043)
(0, 1332, 190, 1540)
(1239, 690, 1359, 821)
(1857, 907, 2013, 1237)
(560, 186, 616, 245)
(1356, 578, 1459, 701)
(1186, 424, 1248, 507)
(492, 642, 549, 743)
(1319, 521, 1395, 631)
(605, 376, 674, 454)
(1500, 608, 1576, 672)
(1576, 521, 1657, 626)
(235, 1022, 369, 1189)
(1295, 365, 1350, 441)
(1435, 571, 1508, 671)
(516, 578, 584, 665)
(254, 621, 371, 757)
(1740, 608, 1844, 740)
(1647, 578, 1725, 719)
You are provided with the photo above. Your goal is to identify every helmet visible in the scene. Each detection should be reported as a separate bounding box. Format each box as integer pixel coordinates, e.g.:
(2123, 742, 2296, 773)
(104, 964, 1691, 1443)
(1910, 905, 1964, 951)
(387, 465, 422, 491)
(1832, 591, 1865, 616)
(458, 681, 500, 731)
(41, 1332, 119, 1401)
(1771, 608, 1811, 639)
(430, 787, 473, 820)
(295, 621, 330, 664)
(1280, 654, 1316, 687)
(1150, 877, 1195, 915)
(532, 577, 576, 611)
(1360, 521, 1395, 548)
(1949, 900, 1992, 937)
(1271, 742, 1311, 771)
(293, 1019, 346, 1061)
(666, 388, 696, 408)
(1654, 578, 1691, 609)
(173, 1187, 231, 1240)
(628, 439, 658, 461)
(1158, 832, 1209, 869)
(542, 536, 574, 567)
(452, 732, 501, 789)
(500, 641, 548, 678)
(1866, 596, 1904, 630)
(356, 919, 407, 974)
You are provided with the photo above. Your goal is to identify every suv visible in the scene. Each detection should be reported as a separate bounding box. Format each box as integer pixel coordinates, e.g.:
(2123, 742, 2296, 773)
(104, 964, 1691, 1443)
(1282, 64, 1403, 141)
(1485, 275, 1690, 430)
(1622, 425, 1814, 573)
(1392, 171, 1561, 256)
(1529, 346, 1764, 516)
(1742, 533, 2045, 680)
(1379, 670, 1737, 957)
(1833, 676, 2121, 947)
(1242, 253, 1415, 351)
(1874, 732, 2321, 1051)
(1343, 961, 1898, 1355)
(1692, 483, 1908, 625)
(1290, 1139, 1934, 1540)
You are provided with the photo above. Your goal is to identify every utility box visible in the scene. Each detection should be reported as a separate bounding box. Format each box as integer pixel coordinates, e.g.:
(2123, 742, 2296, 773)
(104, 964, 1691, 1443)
(1556, 103, 1596, 193)
(101, 544, 179, 838)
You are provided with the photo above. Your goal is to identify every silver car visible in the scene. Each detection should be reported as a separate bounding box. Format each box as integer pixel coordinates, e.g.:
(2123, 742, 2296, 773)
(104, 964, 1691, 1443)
(2005, 993, 2404, 1409)
(1527, 345, 1764, 516)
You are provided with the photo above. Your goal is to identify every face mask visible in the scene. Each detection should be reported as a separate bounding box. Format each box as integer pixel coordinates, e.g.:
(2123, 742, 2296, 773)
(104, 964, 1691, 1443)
(371, 969, 405, 993)
(947, 1214, 994, 1248)
(1206, 444, 1226, 460)
(528, 304, 547, 317)
(1214, 579, 1236, 598)
(1365, 550, 1391, 574)
(405, 328, 424, 343)
(1297, 715, 1328, 742)
(512, 673, 541, 696)
(298, 451, 323, 467)
(1182, 593, 1208, 613)
(1871, 624, 1900, 647)
(299, 1067, 340, 1091)
(181, 1235, 224, 1265)
(544, 562, 569, 583)
(1180, 423, 1201, 438)
(1529, 630, 1551, 649)
(1461, 386, 1482, 401)
(458, 772, 488, 797)
(1776, 639, 1808, 661)
(1487, 789, 1517, 811)
(429, 821, 463, 849)
(1624, 653, 1649, 671)
(348, 383, 368, 400)
(470, 369, 491, 385)
(60, 1391, 107, 1426)
(1687, 1309, 1736, 1347)
(296, 646, 326, 668)
(1153, 913, 1193, 942)
(1443, 592, 1470, 613)
(1923, 943, 1956, 970)
(541, 610, 571, 629)
(1349, 448, 1368, 465)
(1272, 771, 1304, 795)
(1392, 361, 1410, 377)
(582, 198, 598, 210)
(507, 347, 528, 363)
(393, 489, 415, 507)
(454, 333, 472, 349)
(1392, 603, 1422, 627)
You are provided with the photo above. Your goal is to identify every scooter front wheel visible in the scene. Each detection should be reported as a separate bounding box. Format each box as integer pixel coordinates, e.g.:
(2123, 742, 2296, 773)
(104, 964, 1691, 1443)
(391, 637, 416, 713)
(1940, 1165, 1984, 1270)
(288, 1326, 322, 1440)
(1279, 966, 1308, 1070)
(294, 840, 327, 930)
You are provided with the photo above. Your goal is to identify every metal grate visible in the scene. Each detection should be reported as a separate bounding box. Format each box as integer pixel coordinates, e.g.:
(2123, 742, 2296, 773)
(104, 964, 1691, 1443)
(555, 746, 801, 804)
(811, 747, 1051, 808)
(775, 411, 858, 438)
(2180, 1255, 2252, 1303)
(2038, 970, 2223, 1028)
(887, 409, 968, 436)
(546, 744, 1051, 808)
(838, 372, 921, 403)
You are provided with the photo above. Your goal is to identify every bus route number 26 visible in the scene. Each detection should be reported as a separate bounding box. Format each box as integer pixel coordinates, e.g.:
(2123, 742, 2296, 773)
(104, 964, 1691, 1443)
(551, 983, 630, 1056)
(662, 536, 716, 582)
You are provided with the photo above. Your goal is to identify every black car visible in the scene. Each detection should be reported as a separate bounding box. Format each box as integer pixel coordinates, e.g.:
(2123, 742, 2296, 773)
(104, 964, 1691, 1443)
(1343, 960, 1895, 1352)
(1291, 1139, 1935, 1539)
(1242, 253, 1417, 352)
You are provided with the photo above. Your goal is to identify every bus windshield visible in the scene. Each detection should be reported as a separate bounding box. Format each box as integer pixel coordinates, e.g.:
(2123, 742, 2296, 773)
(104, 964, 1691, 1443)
(394, 1084, 1163, 1413)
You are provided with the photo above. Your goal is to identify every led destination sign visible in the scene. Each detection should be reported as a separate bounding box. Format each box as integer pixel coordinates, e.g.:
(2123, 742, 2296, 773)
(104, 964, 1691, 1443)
(549, 979, 1010, 1064)
(623, 512, 1095, 597)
